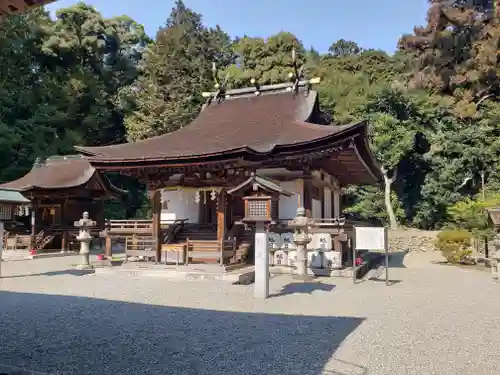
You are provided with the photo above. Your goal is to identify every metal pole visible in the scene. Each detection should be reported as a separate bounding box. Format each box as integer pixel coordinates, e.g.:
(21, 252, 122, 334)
(352, 242, 356, 284)
(385, 227, 389, 286)
(385, 246, 389, 286)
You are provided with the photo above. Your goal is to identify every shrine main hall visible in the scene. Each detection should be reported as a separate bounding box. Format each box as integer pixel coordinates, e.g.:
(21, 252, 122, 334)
(74, 75, 382, 267)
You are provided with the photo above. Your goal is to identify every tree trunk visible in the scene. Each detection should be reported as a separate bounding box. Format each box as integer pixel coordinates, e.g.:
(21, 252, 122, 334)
(382, 167, 398, 230)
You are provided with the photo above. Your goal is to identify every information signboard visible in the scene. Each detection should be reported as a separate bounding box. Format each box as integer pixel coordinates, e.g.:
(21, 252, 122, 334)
(354, 226, 390, 286)
(355, 226, 387, 250)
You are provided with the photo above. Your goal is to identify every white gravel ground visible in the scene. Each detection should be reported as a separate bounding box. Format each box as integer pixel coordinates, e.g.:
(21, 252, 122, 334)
(0, 252, 499, 375)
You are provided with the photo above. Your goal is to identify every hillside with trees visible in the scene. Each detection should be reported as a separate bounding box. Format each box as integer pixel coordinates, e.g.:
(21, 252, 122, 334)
(1, 0, 499, 229)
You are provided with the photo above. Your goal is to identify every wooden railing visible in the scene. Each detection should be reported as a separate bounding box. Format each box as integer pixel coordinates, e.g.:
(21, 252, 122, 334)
(124, 235, 157, 261)
(106, 219, 189, 236)
(185, 238, 237, 266)
(107, 219, 153, 234)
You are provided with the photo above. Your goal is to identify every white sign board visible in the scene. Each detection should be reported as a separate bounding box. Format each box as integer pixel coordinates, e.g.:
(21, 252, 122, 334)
(355, 226, 387, 250)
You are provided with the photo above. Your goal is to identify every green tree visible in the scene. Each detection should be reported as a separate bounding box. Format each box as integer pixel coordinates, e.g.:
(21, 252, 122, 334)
(328, 39, 361, 57)
(224, 32, 306, 88)
(123, 0, 234, 141)
(42, 2, 148, 147)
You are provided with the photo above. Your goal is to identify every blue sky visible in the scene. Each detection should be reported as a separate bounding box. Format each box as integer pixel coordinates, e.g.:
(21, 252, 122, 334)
(47, 0, 428, 53)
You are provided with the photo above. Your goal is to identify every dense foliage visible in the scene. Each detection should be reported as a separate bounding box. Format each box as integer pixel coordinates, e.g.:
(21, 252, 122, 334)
(1, 0, 499, 226)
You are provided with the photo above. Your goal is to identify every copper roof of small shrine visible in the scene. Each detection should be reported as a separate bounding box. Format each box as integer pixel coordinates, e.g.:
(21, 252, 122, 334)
(0, 155, 125, 195)
(76, 82, 383, 185)
(0, 0, 56, 16)
(227, 173, 293, 196)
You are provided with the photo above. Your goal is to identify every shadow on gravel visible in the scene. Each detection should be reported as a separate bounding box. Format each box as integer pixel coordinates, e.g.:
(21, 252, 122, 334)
(271, 282, 336, 298)
(0, 269, 95, 279)
(0, 291, 365, 375)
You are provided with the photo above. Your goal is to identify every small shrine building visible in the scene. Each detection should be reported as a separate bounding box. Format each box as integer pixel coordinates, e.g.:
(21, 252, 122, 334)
(0, 155, 125, 251)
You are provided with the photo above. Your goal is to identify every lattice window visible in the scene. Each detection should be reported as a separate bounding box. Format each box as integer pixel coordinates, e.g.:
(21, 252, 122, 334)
(0, 204, 12, 220)
(248, 200, 267, 217)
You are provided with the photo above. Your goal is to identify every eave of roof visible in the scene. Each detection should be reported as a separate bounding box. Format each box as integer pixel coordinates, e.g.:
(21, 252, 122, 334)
(227, 173, 293, 196)
(0, 155, 127, 196)
(0, 0, 56, 16)
(0, 187, 30, 204)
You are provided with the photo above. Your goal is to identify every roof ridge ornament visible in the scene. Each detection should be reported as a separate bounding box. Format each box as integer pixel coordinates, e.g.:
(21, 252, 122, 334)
(208, 62, 230, 105)
(290, 48, 305, 95)
(201, 50, 321, 101)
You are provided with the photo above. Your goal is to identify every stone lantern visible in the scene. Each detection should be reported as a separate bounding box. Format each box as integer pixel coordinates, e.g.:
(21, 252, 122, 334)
(74, 211, 96, 270)
(288, 207, 315, 276)
(227, 173, 292, 299)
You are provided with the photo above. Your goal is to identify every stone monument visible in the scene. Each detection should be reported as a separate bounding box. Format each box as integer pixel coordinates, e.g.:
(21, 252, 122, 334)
(288, 207, 314, 276)
(74, 211, 96, 270)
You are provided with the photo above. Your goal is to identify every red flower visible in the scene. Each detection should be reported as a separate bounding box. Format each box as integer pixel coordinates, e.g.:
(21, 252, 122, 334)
(355, 257, 363, 266)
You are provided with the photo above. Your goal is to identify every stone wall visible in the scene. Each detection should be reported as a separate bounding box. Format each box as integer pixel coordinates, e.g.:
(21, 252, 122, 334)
(388, 228, 439, 252)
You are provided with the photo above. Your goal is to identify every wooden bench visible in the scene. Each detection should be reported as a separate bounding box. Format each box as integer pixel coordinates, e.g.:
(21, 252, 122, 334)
(161, 243, 186, 265)
(124, 236, 157, 262)
(186, 238, 236, 266)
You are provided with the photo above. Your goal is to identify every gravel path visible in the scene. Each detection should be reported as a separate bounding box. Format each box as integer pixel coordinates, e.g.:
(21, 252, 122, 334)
(0, 252, 499, 375)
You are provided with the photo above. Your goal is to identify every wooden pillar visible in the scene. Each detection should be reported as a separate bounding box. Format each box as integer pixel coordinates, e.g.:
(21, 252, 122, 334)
(331, 189, 335, 219)
(303, 174, 313, 218)
(150, 189, 162, 263)
(60, 198, 67, 252)
(334, 189, 341, 218)
(61, 231, 68, 252)
(320, 186, 325, 219)
(105, 235, 112, 257)
(30, 200, 37, 249)
(217, 189, 226, 242)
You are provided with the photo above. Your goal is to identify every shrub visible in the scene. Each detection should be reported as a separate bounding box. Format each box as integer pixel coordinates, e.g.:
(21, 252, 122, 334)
(436, 230, 473, 263)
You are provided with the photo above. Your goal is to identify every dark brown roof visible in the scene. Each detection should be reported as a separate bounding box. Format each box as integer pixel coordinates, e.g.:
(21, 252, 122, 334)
(0, 155, 125, 195)
(76, 90, 358, 161)
(76, 84, 382, 185)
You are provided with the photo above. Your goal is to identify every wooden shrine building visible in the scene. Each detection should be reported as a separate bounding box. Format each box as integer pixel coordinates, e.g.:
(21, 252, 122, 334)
(0, 155, 125, 251)
(75, 70, 383, 266)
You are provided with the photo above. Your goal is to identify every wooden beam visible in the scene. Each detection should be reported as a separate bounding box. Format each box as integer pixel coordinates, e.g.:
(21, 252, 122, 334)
(303, 172, 313, 218)
(217, 189, 227, 242)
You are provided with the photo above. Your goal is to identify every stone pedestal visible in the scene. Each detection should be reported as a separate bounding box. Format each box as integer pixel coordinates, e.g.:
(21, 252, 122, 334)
(254, 222, 269, 298)
(491, 250, 500, 280)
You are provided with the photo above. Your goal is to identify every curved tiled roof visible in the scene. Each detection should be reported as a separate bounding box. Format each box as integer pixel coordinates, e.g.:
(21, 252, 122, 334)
(76, 83, 382, 185)
(0, 155, 126, 195)
(76, 90, 361, 161)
